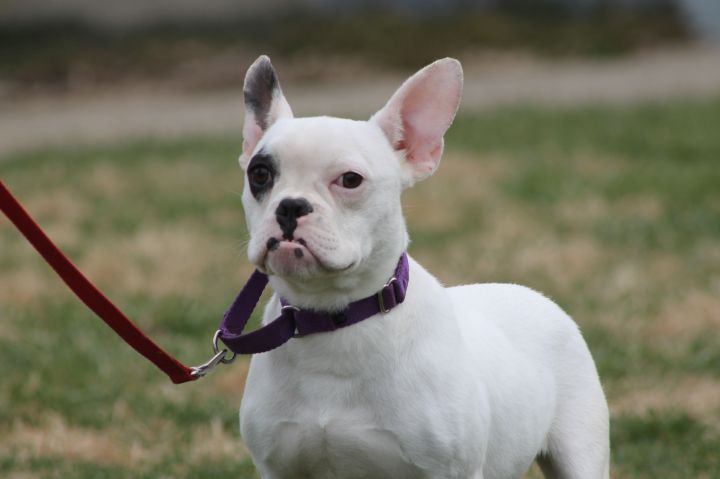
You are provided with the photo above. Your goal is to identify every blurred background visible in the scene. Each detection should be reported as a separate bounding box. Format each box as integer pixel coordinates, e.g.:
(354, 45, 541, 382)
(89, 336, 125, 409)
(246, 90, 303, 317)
(1, 0, 720, 150)
(1, 1, 719, 478)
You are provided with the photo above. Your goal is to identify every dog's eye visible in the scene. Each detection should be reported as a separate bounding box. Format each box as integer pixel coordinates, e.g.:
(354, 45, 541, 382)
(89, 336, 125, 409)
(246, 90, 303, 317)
(248, 165, 272, 188)
(340, 172, 363, 189)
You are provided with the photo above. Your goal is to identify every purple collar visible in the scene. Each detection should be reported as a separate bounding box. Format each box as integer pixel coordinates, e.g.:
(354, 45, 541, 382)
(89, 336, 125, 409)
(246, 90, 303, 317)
(217, 253, 409, 355)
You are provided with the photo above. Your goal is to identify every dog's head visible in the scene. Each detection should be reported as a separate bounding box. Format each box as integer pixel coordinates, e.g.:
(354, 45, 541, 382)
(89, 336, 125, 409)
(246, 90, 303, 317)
(239, 56, 462, 309)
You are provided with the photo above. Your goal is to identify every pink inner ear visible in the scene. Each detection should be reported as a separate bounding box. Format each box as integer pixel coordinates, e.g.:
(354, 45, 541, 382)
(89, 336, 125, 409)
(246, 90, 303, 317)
(400, 70, 458, 173)
(374, 59, 462, 181)
(242, 122, 263, 157)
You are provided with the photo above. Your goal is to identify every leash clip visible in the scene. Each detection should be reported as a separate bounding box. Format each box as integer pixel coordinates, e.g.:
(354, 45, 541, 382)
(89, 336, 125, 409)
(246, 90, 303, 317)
(190, 330, 237, 378)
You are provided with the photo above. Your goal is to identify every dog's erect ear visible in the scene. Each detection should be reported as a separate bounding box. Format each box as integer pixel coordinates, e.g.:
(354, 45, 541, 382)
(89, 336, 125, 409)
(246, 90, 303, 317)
(371, 58, 463, 184)
(240, 55, 293, 168)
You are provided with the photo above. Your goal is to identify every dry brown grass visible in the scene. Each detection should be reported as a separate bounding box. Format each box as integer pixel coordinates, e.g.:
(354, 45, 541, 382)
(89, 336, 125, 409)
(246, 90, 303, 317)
(511, 235, 607, 290)
(403, 151, 509, 231)
(0, 224, 248, 306)
(651, 290, 720, 341)
(78, 225, 243, 297)
(187, 416, 250, 464)
(9, 416, 136, 466)
(405, 151, 611, 292)
(5, 411, 250, 470)
(611, 375, 720, 420)
(23, 188, 89, 246)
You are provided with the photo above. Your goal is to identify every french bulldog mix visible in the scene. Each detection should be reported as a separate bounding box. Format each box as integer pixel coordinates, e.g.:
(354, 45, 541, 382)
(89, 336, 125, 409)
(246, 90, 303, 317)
(237, 55, 610, 479)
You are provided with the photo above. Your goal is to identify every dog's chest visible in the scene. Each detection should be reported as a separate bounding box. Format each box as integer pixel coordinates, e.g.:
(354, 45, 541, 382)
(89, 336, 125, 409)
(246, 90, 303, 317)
(241, 281, 486, 478)
(241, 356, 479, 479)
(262, 406, 426, 479)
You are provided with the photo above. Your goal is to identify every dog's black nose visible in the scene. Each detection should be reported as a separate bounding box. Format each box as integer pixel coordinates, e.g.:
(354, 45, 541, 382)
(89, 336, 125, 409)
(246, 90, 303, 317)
(275, 197, 313, 240)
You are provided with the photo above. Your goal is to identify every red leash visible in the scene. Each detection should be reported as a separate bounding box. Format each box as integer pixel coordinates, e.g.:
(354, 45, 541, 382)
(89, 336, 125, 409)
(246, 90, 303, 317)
(0, 180, 199, 384)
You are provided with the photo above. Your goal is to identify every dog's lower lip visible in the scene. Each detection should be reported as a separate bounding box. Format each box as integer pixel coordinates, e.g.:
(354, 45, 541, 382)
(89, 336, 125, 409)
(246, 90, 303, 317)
(262, 238, 353, 274)
(263, 238, 314, 263)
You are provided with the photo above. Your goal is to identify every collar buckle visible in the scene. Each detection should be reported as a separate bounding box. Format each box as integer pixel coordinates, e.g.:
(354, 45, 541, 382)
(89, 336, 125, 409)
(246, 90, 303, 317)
(377, 277, 397, 313)
(281, 305, 303, 337)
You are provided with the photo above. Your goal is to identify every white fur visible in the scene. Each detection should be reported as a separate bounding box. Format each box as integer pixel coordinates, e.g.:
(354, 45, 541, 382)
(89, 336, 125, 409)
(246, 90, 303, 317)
(237, 57, 610, 479)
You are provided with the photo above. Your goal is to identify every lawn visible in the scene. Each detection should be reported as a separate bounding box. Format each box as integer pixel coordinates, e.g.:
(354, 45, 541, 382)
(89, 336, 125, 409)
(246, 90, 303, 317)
(1, 95, 719, 477)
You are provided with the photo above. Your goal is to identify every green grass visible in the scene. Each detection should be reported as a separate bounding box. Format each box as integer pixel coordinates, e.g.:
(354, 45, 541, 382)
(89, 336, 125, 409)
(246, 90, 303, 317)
(612, 412, 720, 477)
(2, 94, 720, 477)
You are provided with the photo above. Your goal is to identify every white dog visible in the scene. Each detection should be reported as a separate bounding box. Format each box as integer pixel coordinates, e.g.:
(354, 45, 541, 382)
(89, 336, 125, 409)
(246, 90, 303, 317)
(236, 55, 610, 479)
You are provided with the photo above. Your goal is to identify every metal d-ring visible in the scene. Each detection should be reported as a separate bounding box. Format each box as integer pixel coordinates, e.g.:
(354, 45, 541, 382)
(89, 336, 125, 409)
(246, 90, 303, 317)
(213, 329, 237, 364)
(189, 330, 237, 378)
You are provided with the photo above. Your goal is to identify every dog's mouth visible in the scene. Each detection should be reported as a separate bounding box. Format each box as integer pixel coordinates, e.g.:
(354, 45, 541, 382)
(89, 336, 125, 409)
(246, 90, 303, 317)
(266, 236, 314, 262)
(260, 236, 353, 277)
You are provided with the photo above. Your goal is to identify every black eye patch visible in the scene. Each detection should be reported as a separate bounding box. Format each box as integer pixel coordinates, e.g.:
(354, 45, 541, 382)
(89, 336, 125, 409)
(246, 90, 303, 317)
(247, 152, 278, 200)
